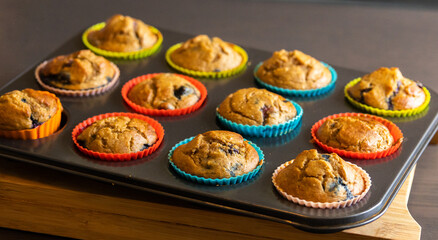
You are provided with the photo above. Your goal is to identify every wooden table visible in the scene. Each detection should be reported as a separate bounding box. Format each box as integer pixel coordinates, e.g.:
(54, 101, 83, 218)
(1, 0, 438, 239)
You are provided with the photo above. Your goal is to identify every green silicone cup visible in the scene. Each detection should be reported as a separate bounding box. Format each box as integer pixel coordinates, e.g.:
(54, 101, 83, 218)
(344, 78, 431, 117)
(82, 22, 163, 60)
(165, 43, 248, 78)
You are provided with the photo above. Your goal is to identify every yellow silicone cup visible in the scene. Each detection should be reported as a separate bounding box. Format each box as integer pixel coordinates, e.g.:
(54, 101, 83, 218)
(344, 78, 431, 117)
(82, 22, 163, 60)
(165, 43, 248, 78)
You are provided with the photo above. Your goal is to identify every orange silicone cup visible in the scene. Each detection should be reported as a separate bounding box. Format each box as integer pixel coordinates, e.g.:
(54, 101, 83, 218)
(272, 159, 371, 209)
(71, 112, 164, 161)
(0, 93, 63, 140)
(121, 73, 207, 116)
(311, 113, 403, 159)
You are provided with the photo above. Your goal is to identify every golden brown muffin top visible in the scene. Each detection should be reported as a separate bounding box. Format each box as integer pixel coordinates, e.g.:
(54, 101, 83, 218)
(256, 49, 331, 90)
(274, 149, 366, 202)
(87, 14, 158, 52)
(0, 89, 59, 131)
(348, 67, 425, 110)
(171, 130, 259, 179)
(39, 50, 116, 90)
(317, 116, 394, 153)
(128, 73, 200, 110)
(217, 88, 296, 126)
(77, 116, 157, 154)
(170, 35, 243, 72)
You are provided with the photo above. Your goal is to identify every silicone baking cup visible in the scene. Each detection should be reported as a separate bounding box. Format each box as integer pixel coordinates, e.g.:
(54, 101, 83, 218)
(121, 73, 207, 116)
(72, 112, 164, 161)
(254, 62, 337, 97)
(0, 93, 63, 140)
(82, 22, 163, 60)
(165, 43, 248, 78)
(216, 100, 303, 138)
(168, 137, 264, 185)
(344, 78, 431, 117)
(272, 159, 371, 209)
(35, 60, 120, 97)
(311, 112, 403, 159)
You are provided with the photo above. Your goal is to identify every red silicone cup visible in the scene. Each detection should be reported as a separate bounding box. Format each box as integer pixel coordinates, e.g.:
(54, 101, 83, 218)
(121, 73, 207, 116)
(72, 112, 164, 161)
(311, 112, 403, 159)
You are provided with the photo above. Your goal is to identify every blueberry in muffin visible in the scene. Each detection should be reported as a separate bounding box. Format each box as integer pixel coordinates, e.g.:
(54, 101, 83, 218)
(128, 73, 200, 110)
(256, 50, 331, 90)
(347, 67, 425, 110)
(170, 35, 243, 72)
(77, 116, 157, 154)
(217, 88, 296, 126)
(171, 130, 259, 179)
(87, 14, 158, 52)
(38, 50, 117, 90)
(274, 149, 366, 202)
(0, 89, 60, 131)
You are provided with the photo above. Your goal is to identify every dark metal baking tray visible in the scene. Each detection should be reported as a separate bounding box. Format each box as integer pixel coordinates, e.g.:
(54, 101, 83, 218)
(0, 28, 437, 233)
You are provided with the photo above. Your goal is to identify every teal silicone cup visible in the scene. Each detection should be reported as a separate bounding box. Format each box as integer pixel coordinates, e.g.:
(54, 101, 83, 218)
(168, 137, 264, 185)
(254, 62, 337, 97)
(216, 100, 303, 138)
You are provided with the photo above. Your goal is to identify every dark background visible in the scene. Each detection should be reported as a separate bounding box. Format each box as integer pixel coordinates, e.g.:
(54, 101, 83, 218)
(0, 0, 437, 239)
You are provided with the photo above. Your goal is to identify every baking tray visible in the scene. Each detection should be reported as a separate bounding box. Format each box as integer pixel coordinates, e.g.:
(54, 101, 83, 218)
(0, 28, 437, 233)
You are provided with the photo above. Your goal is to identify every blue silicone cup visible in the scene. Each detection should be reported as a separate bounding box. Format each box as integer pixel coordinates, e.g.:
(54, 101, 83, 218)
(168, 137, 264, 185)
(216, 100, 303, 138)
(254, 62, 337, 97)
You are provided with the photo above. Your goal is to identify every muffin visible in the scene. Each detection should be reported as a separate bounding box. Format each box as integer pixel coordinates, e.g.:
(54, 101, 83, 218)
(0, 89, 62, 139)
(77, 116, 158, 154)
(256, 50, 332, 90)
(273, 149, 370, 205)
(169, 35, 244, 72)
(311, 113, 403, 159)
(36, 50, 119, 94)
(171, 130, 260, 179)
(217, 88, 296, 126)
(127, 73, 201, 110)
(317, 116, 394, 153)
(347, 67, 426, 111)
(87, 14, 158, 52)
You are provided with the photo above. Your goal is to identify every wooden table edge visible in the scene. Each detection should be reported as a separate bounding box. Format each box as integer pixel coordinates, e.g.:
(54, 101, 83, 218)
(0, 164, 421, 240)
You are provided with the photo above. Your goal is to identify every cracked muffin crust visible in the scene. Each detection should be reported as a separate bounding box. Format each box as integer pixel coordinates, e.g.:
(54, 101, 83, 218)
(38, 50, 116, 90)
(347, 67, 426, 110)
(317, 116, 394, 153)
(77, 116, 157, 154)
(256, 50, 331, 90)
(0, 89, 60, 131)
(217, 88, 296, 126)
(274, 149, 366, 203)
(170, 35, 243, 72)
(87, 14, 158, 52)
(128, 73, 200, 110)
(171, 130, 259, 179)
